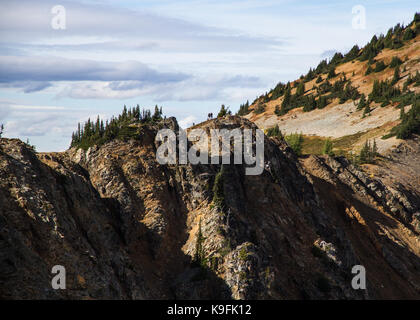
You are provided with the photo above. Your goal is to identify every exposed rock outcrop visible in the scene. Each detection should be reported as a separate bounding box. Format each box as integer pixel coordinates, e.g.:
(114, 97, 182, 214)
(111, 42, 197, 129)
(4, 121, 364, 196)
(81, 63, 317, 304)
(1, 116, 419, 299)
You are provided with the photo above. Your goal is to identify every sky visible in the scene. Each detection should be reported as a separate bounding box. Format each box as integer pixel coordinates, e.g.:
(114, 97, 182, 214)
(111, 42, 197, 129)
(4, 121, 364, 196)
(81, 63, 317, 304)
(0, 0, 418, 151)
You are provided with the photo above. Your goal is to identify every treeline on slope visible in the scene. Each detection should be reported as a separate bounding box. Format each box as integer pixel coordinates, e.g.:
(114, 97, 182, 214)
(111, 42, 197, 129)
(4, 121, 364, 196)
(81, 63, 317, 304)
(237, 12, 420, 117)
(384, 97, 420, 139)
(274, 75, 360, 116)
(70, 105, 164, 150)
(266, 124, 381, 166)
(356, 66, 420, 114)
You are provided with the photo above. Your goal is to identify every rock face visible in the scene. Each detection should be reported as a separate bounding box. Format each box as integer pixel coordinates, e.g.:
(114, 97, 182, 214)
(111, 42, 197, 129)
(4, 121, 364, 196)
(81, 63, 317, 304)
(1, 116, 419, 299)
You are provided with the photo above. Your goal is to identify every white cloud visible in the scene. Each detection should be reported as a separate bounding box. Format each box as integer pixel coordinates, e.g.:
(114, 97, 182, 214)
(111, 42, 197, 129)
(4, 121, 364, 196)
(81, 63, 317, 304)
(54, 74, 265, 102)
(0, 55, 189, 83)
(178, 115, 197, 128)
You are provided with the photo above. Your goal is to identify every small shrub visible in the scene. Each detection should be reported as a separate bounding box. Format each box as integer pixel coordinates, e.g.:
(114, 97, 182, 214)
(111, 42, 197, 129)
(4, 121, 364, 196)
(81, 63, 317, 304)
(239, 247, 248, 261)
(322, 139, 334, 156)
(285, 132, 304, 156)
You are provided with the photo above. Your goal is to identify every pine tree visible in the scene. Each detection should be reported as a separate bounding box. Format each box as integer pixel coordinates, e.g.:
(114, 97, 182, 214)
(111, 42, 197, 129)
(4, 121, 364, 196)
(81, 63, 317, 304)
(391, 66, 400, 85)
(296, 81, 305, 96)
(284, 133, 304, 156)
(403, 28, 415, 40)
(359, 140, 378, 164)
(327, 67, 336, 79)
(400, 106, 405, 119)
(95, 116, 100, 137)
(359, 141, 370, 163)
(357, 94, 367, 110)
(122, 105, 127, 120)
(153, 105, 162, 122)
(389, 56, 402, 68)
(316, 75, 323, 83)
(0, 124, 4, 138)
(322, 139, 334, 156)
(194, 219, 207, 268)
(217, 104, 228, 118)
(374, 61, 387, 73)
(281, 86, 292, 114)
(267, 124, 282, 138)
(317, 95, 328, 109)
(372, 140, 378, 160)
(363, 104, 371, 117)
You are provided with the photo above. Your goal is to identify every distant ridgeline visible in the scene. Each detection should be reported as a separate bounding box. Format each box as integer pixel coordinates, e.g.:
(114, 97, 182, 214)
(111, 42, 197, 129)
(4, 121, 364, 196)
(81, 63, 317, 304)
(237, 12, 420, 119)
(70, 105, 164, 150)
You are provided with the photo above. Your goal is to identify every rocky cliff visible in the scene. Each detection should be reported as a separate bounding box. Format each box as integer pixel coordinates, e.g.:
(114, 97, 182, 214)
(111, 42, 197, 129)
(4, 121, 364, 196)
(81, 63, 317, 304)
(1, 116, 419, 299)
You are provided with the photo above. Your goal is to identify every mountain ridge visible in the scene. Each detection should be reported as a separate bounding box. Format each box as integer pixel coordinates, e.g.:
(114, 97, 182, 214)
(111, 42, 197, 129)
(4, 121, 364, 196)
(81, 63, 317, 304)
(1, 115, 420, 299)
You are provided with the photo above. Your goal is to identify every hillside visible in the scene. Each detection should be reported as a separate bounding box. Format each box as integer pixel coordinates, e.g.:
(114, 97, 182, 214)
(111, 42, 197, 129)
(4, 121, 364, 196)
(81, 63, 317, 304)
(242, 14, 420, 155)
(1, 115, 420, 299)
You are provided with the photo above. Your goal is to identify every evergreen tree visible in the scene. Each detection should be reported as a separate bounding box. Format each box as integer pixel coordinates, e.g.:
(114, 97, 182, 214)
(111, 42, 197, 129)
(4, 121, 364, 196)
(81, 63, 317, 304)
(344, 45, 360, 61)
(391, 66, 400, 85)
(322, 139, 334, 156)
(303, 95, 316, 112)
(284, 132, 304, 156)
(359, 141, 370, 163)
(122, 105, 127, 120)
(395, 99, 420, 139)
(403, 28, 415, 40)
(0, 124, 3, 138)
(363, 104, 371, 117)
(372, 139, 378, 159)
(152, 105, 162, 122)
(217, 104, 228, 118)
(296, 81, 305, 96)
(327, 67, 336, 79)
(359, 140, 378, 164)
(357, 94, 367, 111)
(193, 219, 207, 268)
(281, 86, 292, 114)
(317, 95, 328, 109)
(389, 56, 402, 68)
(266, 124, 282, 139)
(374, 61, 387, 73)
(237, 100, 250, 116)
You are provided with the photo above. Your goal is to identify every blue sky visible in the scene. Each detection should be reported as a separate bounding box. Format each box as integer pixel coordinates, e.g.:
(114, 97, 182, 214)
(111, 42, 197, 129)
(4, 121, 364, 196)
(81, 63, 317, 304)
(0, 0, 418, 151)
